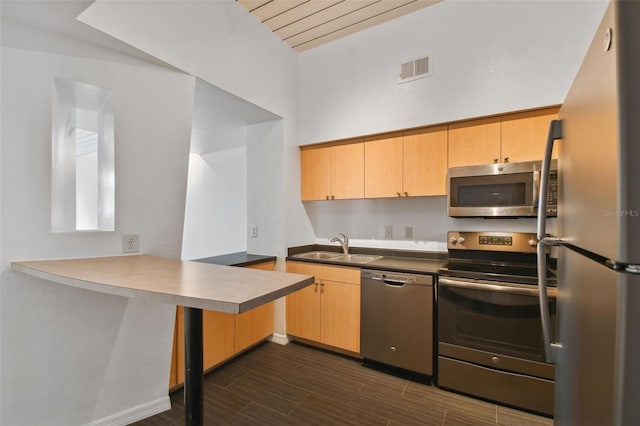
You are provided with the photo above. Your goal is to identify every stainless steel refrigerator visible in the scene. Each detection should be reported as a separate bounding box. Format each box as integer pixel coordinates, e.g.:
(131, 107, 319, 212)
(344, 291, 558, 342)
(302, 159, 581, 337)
(536, 1, 640, 425)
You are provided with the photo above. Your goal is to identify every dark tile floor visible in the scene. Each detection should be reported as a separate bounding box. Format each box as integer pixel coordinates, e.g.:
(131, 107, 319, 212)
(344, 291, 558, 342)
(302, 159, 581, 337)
(132, 342, 553, 425)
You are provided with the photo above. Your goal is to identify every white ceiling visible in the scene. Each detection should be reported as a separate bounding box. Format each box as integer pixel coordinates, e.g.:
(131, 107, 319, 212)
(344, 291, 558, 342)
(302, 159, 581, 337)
(237, 0, 442, 51)
(0, 0, 176, 68)
(2, 0, 442, 58)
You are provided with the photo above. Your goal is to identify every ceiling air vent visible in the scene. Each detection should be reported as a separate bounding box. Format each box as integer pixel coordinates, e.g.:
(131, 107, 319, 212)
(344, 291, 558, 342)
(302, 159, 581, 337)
(398, 55, 432, 84)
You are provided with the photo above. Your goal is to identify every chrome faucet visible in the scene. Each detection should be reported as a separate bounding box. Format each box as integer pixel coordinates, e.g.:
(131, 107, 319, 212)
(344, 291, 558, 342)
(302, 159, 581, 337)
(330, 233, 349, 254)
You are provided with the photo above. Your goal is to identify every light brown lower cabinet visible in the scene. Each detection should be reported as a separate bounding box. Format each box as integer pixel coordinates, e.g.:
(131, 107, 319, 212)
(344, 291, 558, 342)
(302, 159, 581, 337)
(169, 260, 276, 389)
(285, 261, 360, 353)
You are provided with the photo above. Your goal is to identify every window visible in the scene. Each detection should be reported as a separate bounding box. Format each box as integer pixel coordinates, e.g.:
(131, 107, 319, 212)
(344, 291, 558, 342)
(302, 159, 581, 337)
(51, 78, 114, 232)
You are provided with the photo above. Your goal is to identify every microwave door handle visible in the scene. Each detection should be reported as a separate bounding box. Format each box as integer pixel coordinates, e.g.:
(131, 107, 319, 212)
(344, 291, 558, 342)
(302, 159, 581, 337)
(533, 169, 540, 207)
(537, 119, 563, 364)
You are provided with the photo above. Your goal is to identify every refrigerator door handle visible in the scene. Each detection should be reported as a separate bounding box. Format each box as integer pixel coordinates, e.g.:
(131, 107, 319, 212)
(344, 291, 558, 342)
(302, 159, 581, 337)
(536, 119, 562, 241)
(537, 119, 563, 364)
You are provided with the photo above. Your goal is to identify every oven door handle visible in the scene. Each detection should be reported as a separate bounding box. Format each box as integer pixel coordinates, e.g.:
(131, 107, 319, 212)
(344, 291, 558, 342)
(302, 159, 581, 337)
(439, 278, 556, 297)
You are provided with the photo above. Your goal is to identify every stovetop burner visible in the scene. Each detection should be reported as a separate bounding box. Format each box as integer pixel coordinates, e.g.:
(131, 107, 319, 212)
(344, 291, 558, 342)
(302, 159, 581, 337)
(440, 231, 557, 286)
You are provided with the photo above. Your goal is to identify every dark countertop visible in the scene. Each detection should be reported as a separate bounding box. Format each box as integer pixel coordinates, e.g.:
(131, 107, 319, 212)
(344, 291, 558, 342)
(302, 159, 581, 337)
(286, 244, 447, 274)
(193, 252, 277, 268)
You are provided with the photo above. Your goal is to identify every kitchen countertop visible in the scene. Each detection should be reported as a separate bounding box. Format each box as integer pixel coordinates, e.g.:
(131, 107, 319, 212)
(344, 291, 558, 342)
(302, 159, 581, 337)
(12, 254, 312, 314)
(287, 244, 447, 274)
(193, 252, 276, 267)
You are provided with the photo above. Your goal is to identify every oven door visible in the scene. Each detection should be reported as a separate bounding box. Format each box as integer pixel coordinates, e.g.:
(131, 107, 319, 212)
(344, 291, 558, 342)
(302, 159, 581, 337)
(438, 277, 556, 377)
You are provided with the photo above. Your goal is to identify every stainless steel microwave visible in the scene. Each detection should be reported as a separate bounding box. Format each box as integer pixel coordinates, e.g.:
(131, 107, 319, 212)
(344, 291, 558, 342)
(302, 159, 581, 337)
(448, 159, 558, 217)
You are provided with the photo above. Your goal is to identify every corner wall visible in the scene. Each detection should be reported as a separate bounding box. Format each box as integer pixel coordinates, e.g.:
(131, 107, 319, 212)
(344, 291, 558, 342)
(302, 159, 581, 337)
(1, 22, 195, 424)
(79, 0, 316, 254)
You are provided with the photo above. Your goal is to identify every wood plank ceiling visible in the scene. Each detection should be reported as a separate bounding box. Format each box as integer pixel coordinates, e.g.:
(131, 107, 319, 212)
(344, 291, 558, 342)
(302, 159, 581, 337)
(237, 0, 441, 52)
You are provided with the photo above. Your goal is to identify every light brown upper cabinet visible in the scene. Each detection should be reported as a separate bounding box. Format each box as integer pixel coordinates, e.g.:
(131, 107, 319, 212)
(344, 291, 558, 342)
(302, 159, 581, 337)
(501, 107, 560, 163)
(364, 126, 448, 198)
(448, 106, 560, 168)
(300, 140, 364, 201)
(364, 132, 403, 198)
(403, 126, 448, 196)
(448, 116, 502, 168)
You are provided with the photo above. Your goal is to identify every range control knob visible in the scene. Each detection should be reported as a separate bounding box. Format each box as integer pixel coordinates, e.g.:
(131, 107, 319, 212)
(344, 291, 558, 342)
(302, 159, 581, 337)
(491, 356, 500, 365)
(529, 238, 538, 247)
(458, 237, 465, 244)
(450, 237, 458, 245)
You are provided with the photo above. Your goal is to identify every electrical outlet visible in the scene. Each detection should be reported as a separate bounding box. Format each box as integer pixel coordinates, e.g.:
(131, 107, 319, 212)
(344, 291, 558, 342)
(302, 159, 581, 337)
(122, 234, 139, 253)
(251, 226, 258, 238)
(384, 226, 393, 239)
(405, 226, 413, 239)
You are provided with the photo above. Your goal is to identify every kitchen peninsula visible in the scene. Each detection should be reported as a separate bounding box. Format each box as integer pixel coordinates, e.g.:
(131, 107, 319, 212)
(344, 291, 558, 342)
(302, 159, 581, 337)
(11, 254, 313, 426)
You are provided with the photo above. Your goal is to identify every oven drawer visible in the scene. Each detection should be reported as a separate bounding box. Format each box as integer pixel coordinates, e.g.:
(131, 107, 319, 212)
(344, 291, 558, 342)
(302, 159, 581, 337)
(439, 342, 555, 380)
(438, 356, 554, 416)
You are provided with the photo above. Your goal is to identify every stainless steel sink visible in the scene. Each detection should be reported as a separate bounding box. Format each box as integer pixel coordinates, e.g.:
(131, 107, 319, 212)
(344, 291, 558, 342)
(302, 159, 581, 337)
(333, 254, 382, 264)
(292, 251, 382, 264)
(292, 251, 341, 260)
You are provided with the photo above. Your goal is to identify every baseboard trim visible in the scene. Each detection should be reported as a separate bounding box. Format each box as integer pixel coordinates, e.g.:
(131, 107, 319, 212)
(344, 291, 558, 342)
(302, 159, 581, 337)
(268, 332, 290, 345)
(87, 396, 171, 426)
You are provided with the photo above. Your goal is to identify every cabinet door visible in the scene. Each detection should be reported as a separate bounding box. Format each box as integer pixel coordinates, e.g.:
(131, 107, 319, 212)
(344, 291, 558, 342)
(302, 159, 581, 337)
(235, 261, 276, 352)
(448, 116, 501, 168)
(175, 307, 235, 385)
(364, 133, 403, 198)
(301, 146, 331, 201)
(169, 309, 179, 389)
(285, 282, 320, 341)
(500, 107, 560, 163)
(286, 260, 321, 341)
(403, 126, 448, 196)
(202, 310, 235, 371)
(320, 280, 360, 353)
(331, 142, 364, 200)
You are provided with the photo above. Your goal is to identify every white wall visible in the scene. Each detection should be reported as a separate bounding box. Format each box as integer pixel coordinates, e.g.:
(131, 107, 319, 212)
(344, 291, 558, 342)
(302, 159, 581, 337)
(182, 149, 248, 260)
(181, 78, 280, 261)
(297, 0, 606, 244)
(79, 0, 316, 255)
(1, 20, 195, 425)
(298, 0, 608, 145)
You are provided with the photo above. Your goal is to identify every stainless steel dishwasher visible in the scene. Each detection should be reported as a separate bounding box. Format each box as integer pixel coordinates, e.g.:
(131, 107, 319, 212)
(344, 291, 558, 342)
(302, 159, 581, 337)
(360, 269, 434, 376)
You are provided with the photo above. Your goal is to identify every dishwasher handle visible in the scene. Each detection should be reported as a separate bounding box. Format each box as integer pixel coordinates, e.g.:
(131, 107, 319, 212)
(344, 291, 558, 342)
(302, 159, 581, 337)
(369, 275, 415, 286)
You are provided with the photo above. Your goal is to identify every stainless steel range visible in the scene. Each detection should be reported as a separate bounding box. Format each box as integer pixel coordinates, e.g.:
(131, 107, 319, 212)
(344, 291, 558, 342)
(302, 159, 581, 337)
(437, 231, 556, 416)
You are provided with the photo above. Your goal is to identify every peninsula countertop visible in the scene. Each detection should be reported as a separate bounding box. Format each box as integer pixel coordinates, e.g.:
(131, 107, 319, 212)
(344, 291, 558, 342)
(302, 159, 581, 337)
(12, 254, 313, 314)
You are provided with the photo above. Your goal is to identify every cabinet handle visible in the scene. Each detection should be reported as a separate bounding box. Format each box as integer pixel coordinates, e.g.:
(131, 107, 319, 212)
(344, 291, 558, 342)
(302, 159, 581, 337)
(325, 195, 330, 200)
(397, 192, 401, 197)
(504, 156, 509, 163)
(404, 192, 408, 197)
(493, 158, 499, 163)
(314, 282, 319, 292)
(331, 195, 335, 200)
(320, 282, 325, 293)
